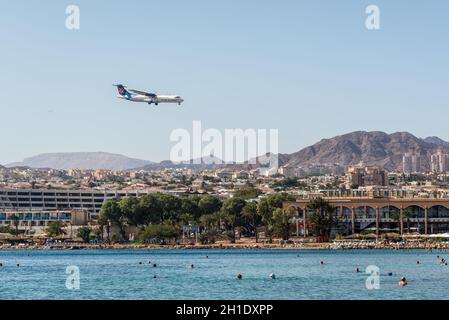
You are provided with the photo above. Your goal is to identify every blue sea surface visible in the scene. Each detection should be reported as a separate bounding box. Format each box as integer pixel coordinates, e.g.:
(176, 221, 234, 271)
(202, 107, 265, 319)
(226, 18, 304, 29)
(0, 249, 448, 300)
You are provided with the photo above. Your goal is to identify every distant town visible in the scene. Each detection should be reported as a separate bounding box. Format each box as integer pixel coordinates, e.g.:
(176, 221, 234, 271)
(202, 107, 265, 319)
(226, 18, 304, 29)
(2, 130, 449, 247)
(0, 149, 449, 245)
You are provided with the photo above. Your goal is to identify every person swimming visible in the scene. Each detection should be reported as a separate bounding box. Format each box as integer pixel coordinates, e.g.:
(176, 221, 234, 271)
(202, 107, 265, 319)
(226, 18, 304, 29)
(190, 264, 194, 268)
(399, 277, 408, 287)
(355, 267, 360, 273)
(388, 272, 393, 276)
(153, 263, 157, 268)
(269, 273, 276, 279)
(320, 261, 324, 265)
(417, 260, 420, 264)
(237, 274, 242, 280)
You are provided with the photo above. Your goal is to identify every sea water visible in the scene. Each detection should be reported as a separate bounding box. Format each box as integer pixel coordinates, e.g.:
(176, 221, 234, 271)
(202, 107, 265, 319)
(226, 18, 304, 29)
(0, 249, 448, 300)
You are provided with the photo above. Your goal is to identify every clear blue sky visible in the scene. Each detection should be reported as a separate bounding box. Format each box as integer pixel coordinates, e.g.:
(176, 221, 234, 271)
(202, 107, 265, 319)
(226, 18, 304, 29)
(1, 0, 448, 164)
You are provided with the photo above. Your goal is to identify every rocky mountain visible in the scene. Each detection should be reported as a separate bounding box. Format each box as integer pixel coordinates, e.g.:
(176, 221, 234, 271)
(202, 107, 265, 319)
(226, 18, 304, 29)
(6, 152, 153, 171)
(283, 131, 449, 171)
(424, 136, 449, 149)
(5, 132, 449, 172)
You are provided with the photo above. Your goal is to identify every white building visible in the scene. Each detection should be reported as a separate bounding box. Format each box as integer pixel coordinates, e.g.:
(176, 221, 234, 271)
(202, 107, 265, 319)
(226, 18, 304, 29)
(431, 152, 449, 173)
(403, 154, 422, 174)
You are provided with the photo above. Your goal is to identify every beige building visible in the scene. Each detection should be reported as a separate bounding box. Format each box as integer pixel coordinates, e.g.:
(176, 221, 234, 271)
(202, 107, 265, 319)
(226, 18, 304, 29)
(284, 197, 449, 236)
(0, 209, 90, 231)
(346, 166, 387, 187)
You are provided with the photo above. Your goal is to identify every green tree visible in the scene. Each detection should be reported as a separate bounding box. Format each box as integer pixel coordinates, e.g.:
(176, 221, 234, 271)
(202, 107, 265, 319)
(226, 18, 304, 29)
(181, 197, 202, 220)
(77, 226, 92, 243)
(390, 208, 412, 235)
(307, 198, 336, 243)
(138, 194, 164, 225)
(199, 213, 218, 231)
(221, 197, 246, 243)
(99, 199, 125, 241)
(242, 202, 261, 243)
(270, 207, 296, 240)
(140, 224, 180, 244)
(257, 193, 296, 241)
(10, 214, 20, 234)
(233, 188, 262, 200)
(119, 197, 144, 226)
(0, 226, 18, 236)
(271, 177, 303, 189)
(404, 209, 412, 234)
(199, 195, 222, 215)
(46, 221, 66, 237)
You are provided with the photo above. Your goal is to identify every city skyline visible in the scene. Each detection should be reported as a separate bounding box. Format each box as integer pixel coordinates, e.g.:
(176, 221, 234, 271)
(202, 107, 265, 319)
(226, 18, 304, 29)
(1, 1, 448, 164)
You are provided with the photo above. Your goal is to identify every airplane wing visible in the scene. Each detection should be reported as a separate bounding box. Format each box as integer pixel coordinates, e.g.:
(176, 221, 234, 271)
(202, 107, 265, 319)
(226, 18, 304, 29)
(127, 88, 157, 97)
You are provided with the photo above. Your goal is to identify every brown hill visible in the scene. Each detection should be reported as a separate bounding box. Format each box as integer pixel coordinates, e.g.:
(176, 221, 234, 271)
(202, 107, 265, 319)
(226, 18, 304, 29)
(284, 131, 449, 171)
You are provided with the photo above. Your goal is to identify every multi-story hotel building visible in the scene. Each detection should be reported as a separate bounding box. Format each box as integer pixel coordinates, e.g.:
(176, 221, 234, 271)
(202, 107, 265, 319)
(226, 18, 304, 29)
(431, 152, 449, 173)
(0, 188, 154, 220)
(0, 210, 89, 230)
(402, 154, 422, 174)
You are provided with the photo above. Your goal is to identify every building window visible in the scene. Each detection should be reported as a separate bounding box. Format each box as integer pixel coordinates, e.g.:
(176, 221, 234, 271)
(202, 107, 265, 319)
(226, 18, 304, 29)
(60, 212, 71, 220)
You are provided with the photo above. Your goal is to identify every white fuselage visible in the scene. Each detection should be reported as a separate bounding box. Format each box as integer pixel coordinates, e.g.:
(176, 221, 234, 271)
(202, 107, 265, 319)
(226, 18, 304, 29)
(117, 94, 184, 105)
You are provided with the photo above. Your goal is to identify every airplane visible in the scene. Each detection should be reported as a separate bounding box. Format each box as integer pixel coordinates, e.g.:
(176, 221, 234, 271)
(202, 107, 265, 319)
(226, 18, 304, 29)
(113, 84, 184, 106)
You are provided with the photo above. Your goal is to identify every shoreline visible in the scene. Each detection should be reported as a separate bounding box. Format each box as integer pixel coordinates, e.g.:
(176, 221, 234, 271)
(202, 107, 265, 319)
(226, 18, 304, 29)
(2, 242, 449, 251)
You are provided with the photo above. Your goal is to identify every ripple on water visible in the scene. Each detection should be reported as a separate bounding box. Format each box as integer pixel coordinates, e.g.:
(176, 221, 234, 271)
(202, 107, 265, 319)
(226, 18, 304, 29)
(1, 249, 449, 300)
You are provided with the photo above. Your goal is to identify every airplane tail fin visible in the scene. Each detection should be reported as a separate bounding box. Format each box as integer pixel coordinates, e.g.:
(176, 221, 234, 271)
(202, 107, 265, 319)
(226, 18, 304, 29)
(114, 84, 129, 97)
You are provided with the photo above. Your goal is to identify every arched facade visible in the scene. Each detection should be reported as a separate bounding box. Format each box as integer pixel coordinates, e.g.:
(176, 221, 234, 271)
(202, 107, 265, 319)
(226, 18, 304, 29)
(283, 197, 449, 236)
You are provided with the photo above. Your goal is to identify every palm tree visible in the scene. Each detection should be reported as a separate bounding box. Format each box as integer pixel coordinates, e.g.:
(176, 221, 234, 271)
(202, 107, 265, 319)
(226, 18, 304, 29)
(404, 209, 412, 234)
(10, 214, 20, 235)
(390, 208, 411, 235)
(307, 198, 336, 243)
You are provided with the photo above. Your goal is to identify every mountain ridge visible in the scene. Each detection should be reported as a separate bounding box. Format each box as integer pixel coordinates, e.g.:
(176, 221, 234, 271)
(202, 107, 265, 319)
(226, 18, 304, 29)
(6, 152, 153, 171)
(4, 131, 449, 171)
(282, 131, 449, 171)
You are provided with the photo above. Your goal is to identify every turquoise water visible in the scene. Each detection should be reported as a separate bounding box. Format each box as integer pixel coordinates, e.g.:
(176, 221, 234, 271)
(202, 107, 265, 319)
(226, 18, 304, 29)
(0, 249, 448, 300)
